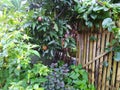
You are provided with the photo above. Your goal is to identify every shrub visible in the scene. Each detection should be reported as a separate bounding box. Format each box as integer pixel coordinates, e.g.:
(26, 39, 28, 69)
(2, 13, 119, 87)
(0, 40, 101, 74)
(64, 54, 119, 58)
(24, 0, 76, 59)
(0, 2, 49, 89)
(42, 63, 95, 90)
(66, 65, 95, 90)
(42, 63, 70, 90)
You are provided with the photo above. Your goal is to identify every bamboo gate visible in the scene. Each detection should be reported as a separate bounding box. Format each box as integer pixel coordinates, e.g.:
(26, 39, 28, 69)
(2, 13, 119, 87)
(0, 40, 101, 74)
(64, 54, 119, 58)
(76, 26, 120, 90)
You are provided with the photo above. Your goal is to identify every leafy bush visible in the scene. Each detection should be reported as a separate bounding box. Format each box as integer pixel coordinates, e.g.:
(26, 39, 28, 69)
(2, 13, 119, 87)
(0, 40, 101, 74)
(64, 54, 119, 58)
(42, 63, 70, 90)
(24, 11, 76, 59)
(24, 0, 120, 61)
(0, 1, 49, 89)
(66, 65, 95, 90)
(42, 63, 95, 90)
(24, 0, 76, 59)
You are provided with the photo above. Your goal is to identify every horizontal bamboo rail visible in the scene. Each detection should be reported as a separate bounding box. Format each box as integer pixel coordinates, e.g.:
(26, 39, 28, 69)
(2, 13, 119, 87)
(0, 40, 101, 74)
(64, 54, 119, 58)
(83, 51, 110, 68)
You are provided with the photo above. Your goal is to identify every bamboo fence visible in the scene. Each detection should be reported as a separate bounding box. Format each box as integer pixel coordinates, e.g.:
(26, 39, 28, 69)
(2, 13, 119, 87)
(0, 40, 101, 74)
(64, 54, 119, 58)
(76, 26, 120, 90)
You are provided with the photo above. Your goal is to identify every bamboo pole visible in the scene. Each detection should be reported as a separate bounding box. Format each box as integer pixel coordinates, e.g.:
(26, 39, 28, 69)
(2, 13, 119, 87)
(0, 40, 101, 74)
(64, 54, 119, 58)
(76, 33, 80, 65)
(89, 30, 93, 83)
(111, 60, 117, 89)
(78, 34, 82, 64)
(105, 52, 113, 90)
(80, 32, 83, 65)
(101, 31, 110, 90)
(116, 62, 120, 90)
(86, 32, 90, 71)
(106, 33, 114, 90)
(83, 32, 86, 65)
(83, 32, 87, 68)
(105, 85, 118, 89)
(92, 33, 97, 84)
(98, 27, 105, 90)
(81, 33, 84, 64)
(95, 31, 101, 88)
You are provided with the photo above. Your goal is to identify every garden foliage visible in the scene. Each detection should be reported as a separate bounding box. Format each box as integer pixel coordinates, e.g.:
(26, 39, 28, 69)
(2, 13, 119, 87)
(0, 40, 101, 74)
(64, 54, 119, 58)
(74, 0, 120, 61)
(42, 63, 95, 90)
(0, 1, 49, 89)
(0, 0, 120, 90)
(26, 0, 120, 61)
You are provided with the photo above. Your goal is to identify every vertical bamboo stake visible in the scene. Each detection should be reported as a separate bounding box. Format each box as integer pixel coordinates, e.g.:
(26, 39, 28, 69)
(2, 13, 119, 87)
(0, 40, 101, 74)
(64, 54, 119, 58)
(84, 32, 87, 68)
(79, 33, 83, 65)
(83, 32, 86, 65)
(89, 29, 93, 83)
(101, 31, 110, 90)
(98, 27, 105, 90)
(81, 32, 84, 65)
(111, 60, 117, 89)
(106, 33, 114, 90)
(116, 62, 120, 90)
(86, 32, 90, 72)
(92, 32, 97, 84)
(95, 29, 102, 88)
(76, 33, 80, 65)
(78, 34, 82, 64)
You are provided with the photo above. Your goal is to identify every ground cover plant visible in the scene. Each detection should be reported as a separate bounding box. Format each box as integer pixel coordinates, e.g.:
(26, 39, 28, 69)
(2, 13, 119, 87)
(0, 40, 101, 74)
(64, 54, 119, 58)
(42, 63, 95, 90)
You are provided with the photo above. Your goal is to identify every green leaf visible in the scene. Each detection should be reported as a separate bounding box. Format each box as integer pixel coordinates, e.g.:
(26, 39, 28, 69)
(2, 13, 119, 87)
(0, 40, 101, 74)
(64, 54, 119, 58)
(77, 64, 82, 69)
(36, 88, 44, 90)
(90, 14, 97, 20)
(93, 6, 104, 11)
(103, 7, 109, 11)
(89, 36, 97, 41)
(11, 0, 22, 10)
(69, 72, 79, 79)
(75, 68, 79, 72)
(83, 14, 88, 21)
(32, 23, 36, 30)
(85, 21, 93, 27)
(30, 50, 40, 57)
(83, 75, 88, 82)
(54, 23, 59, 32)
(2, 50, 8, 57)
(14, 68, 20, 76)
(39, 78, 47, 83)
(102, 18, 112, 28)
(73, 80, 81, 85)
(66, 25, 72, 30)
(102, 18, 115, 31)
(64, 42, 67, 48)
(34, 84, 39, 89)
(114, 52, 120, 62)
(48, 40, 55, 45)
(103, 61, 108, 67)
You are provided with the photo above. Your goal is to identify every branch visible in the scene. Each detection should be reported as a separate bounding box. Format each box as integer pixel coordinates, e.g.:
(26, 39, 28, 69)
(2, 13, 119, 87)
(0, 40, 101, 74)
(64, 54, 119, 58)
(55, 8, 65, 19)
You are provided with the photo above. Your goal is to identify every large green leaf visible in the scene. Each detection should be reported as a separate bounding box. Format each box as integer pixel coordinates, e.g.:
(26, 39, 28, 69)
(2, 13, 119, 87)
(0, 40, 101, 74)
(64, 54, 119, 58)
(102, 18, 115, 31)
(54, 23, 59, 32)
(11, 0, 22, 10)
(30, 50, 40, 57)
(114, 52, 120, 62)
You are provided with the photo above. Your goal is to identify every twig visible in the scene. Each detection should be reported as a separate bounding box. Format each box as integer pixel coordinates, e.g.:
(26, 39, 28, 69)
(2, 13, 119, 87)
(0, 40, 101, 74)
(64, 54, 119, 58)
(55, 8, 65, 19)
